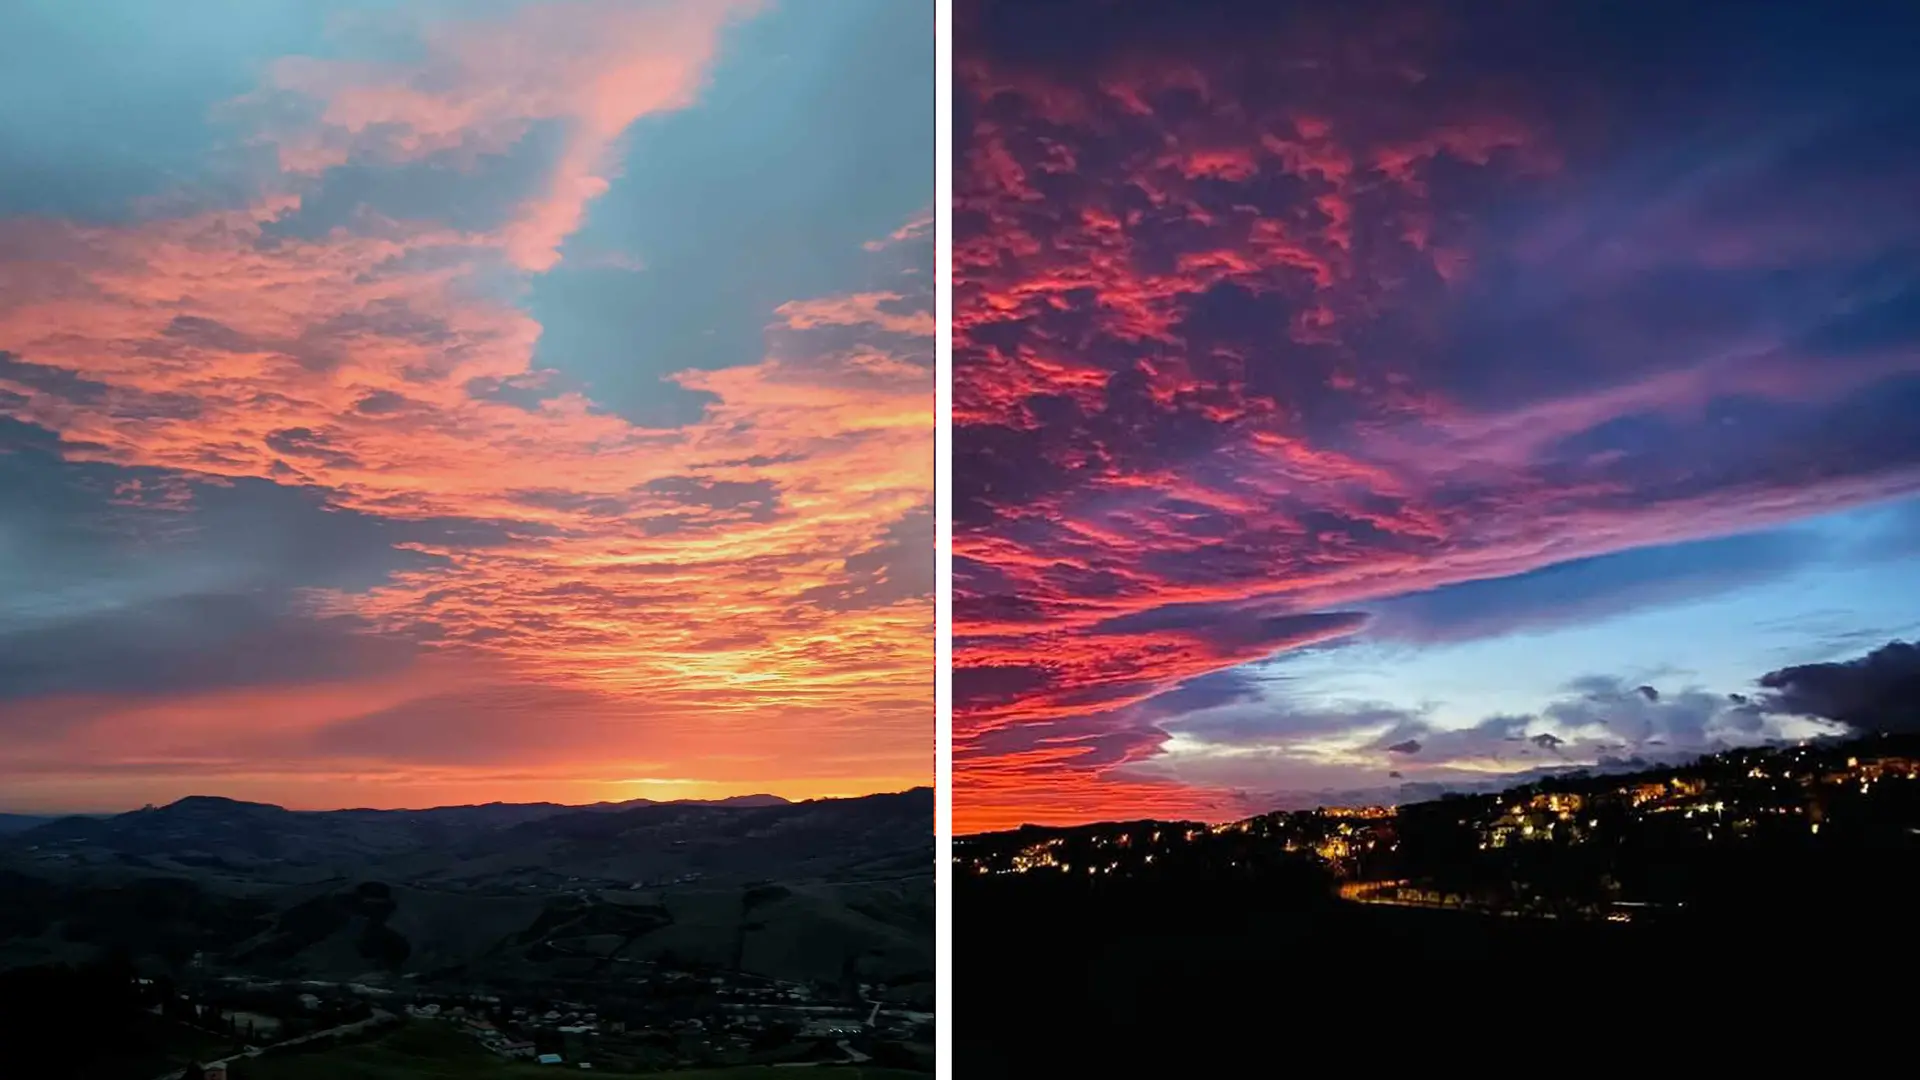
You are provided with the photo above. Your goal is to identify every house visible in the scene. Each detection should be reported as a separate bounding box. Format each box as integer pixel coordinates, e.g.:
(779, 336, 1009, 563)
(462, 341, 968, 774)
(537, 1053, 564, 1065)
(297, 993, 321, 1010)
(499, 1040, 537, 1059)
(802, 1019, 856, 1038)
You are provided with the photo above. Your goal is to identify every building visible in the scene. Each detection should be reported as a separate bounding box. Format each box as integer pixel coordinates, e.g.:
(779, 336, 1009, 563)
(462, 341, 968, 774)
(498, 1040, 537, 1059)
(802, 1019, 858, 1038)
(538, 1053, 564, 1065)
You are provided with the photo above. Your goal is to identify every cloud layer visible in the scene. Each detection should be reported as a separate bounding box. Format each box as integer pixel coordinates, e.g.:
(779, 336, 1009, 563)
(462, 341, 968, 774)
(953, 0, 1920, 829)
(0, 1, 932, 811)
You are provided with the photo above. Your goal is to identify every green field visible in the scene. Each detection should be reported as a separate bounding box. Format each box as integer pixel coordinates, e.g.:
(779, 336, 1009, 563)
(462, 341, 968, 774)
(226, 1024, 923, 1080)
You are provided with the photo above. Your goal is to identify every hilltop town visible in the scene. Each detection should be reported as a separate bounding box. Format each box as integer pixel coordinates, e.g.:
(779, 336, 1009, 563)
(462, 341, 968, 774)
(957, 733, 1920, 918)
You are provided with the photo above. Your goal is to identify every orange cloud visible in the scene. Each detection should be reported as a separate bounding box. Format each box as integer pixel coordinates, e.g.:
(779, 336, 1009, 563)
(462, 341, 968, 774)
(864, 209, 935, 251)
(775, 291, 940, 337)
(0, 0, 930, 808)
(256, 0, 764, 271)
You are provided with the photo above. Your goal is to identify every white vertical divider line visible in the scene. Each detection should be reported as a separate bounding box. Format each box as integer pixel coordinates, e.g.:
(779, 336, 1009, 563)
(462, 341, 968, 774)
(933, 0, 955, 1076)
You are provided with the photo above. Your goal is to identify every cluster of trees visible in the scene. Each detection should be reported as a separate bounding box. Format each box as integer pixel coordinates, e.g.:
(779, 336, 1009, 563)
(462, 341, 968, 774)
(5, 949, 232, 1077)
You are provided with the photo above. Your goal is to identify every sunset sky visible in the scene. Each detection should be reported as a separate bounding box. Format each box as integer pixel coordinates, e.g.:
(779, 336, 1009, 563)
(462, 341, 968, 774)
(954, 0, 1920, 831)
(0, 0, 932, 812)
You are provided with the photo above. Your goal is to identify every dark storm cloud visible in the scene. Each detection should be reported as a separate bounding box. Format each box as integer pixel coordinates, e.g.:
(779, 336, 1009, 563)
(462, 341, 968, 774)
(1759, 640, 1920, 734)
(953, 0, 1920, 824)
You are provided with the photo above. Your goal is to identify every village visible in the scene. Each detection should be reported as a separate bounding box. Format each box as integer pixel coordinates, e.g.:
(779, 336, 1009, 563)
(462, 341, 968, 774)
(956, 735, 1920, 918)
(140, 961, 934, 1077)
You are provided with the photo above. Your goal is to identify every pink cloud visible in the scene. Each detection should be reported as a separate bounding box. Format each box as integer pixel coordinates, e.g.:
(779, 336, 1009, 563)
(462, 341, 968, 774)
(257, 0, 763, 271)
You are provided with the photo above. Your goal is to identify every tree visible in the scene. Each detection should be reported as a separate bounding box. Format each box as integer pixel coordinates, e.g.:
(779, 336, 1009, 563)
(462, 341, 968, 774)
(839, 954, 863, 1004)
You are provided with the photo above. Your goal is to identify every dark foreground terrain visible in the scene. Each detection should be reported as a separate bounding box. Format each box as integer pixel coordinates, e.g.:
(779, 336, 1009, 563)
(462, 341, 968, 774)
(958, 872, 1909, 1072)
(959, 737, 1920, 1072)
(1, 789, 932, 985)
(0, 789, 934, 1078)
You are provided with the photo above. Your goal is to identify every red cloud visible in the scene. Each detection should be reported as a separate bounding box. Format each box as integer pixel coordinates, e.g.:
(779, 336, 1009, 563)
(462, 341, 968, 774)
(953, 1, 1920, 830)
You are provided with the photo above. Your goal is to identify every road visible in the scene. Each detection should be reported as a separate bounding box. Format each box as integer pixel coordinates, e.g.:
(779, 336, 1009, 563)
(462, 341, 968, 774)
(543, 939, 929, 1026)
(152, 1008, 397, 1080)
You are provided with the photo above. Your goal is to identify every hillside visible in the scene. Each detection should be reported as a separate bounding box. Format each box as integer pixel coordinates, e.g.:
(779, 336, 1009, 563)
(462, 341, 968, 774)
(0, 789, 932, 987)
(6, 791, 928, 885)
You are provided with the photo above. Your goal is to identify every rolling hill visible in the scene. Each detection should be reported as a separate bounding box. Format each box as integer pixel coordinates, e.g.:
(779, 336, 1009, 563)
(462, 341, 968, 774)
(0, 789, 932, 987)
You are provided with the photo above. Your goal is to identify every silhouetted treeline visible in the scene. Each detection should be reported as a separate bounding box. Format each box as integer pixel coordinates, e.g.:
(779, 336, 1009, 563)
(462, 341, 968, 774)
(0, 949, 239, 1078)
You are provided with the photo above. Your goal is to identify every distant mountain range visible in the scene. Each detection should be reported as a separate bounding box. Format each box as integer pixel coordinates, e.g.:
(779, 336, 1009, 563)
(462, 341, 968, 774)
(0, 813, 59, 835)
(6, 789, 927, 885)
(0, 788, 933, 987)
(5, 790, 791, 827)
